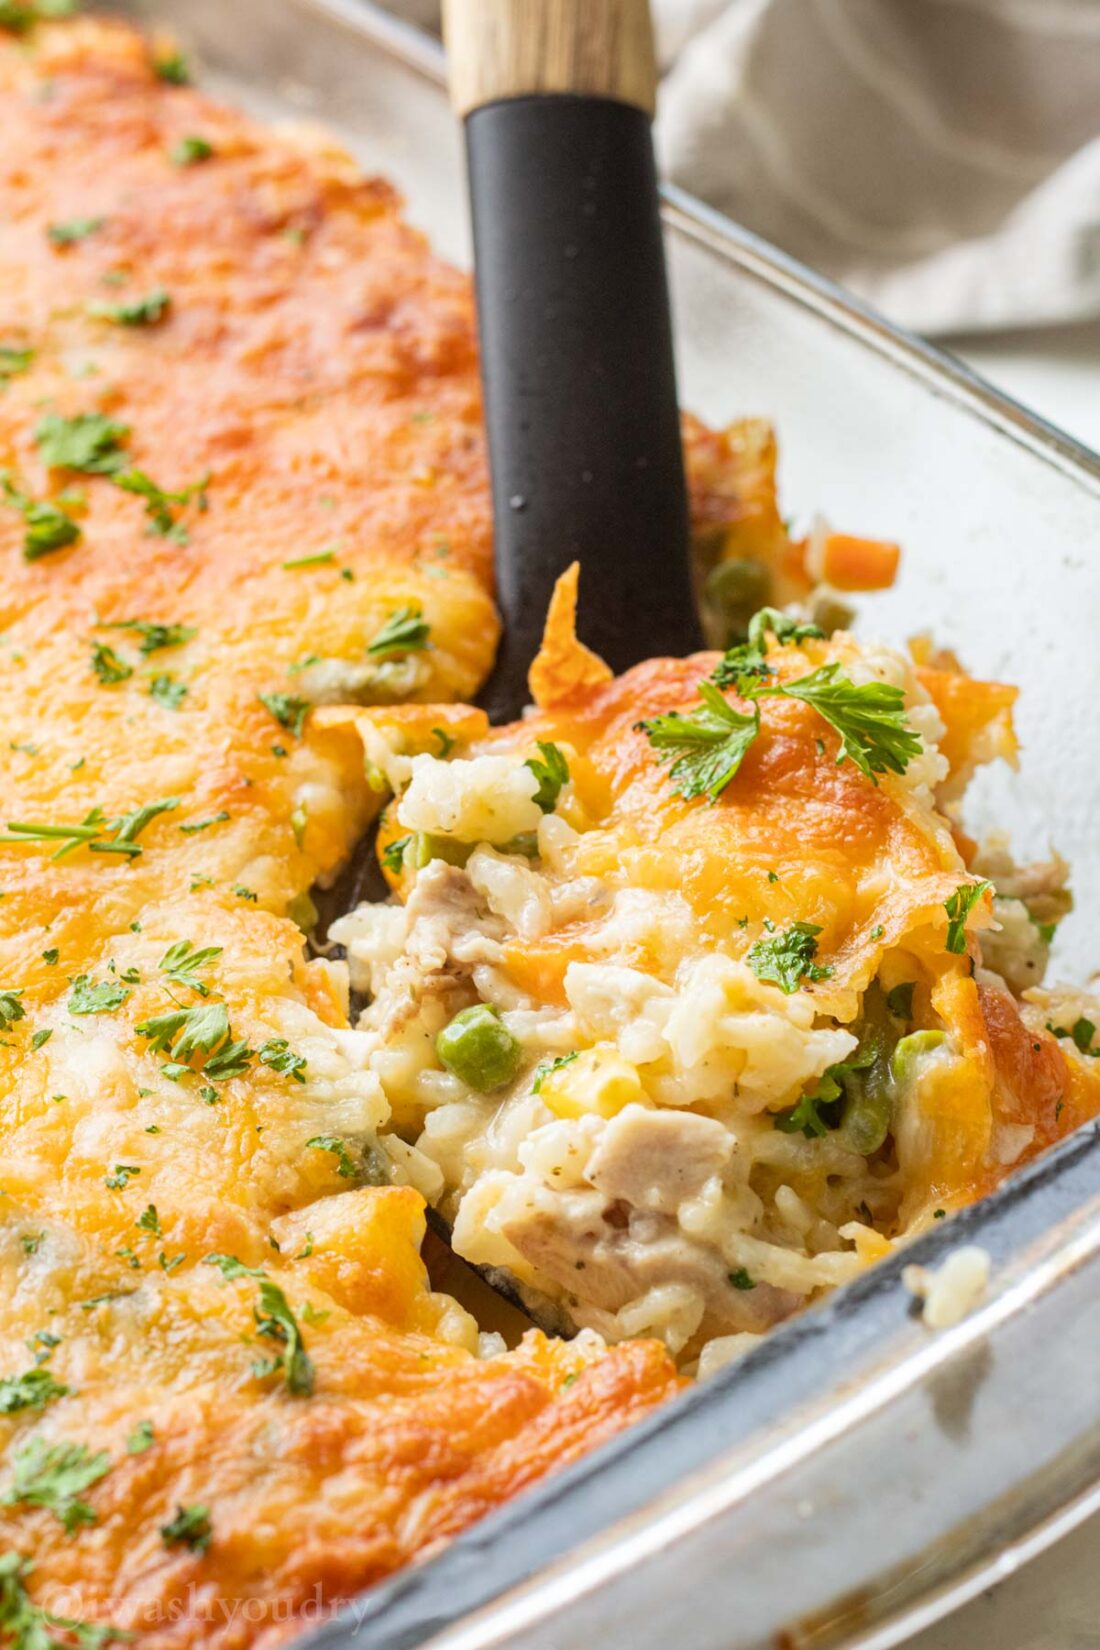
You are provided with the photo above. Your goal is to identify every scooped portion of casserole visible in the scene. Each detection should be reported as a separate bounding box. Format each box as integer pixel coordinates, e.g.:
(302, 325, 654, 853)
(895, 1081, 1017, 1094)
(330, 571, 1100, 1368)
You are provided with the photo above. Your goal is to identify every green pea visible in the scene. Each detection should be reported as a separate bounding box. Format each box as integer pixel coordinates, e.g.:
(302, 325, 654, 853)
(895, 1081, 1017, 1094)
(436, 1004, 522, 1092)
(810, 592, 855, 637)
(704, 557, 772, 642)
(891, 1029, 946, 1090)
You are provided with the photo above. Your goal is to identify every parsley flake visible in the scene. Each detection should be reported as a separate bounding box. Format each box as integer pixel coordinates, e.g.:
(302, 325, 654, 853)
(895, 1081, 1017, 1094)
(747, 921, 833, 995)
(525, 741, 570, 814)
(638, 681, 760, 803)
(89, 287, 171, 328)
(0, 1551, 128, 1650)
(35, 412, 129, 475)
(258, 691, 309, 738)
(366, 604, 430, 657)
(2, 1437, 109, 1532)
(68, 976, 129, 1015)
(47, 217, 105, 246)
(98, 619, 196, 654)
(161, 1503, 211, 1552)
(148, 673, 187, 710)
(944, 880, 992, 954)
(170, 135, 213, 166)
(0, 1368, 69, 1415)
(125, 1420, 155, 1455)
(1, 475, 81, 559)
(90, 643, 132, 685)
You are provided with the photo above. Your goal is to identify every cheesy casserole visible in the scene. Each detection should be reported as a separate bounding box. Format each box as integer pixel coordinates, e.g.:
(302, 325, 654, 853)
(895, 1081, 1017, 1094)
(1, 8, 1098, 1648)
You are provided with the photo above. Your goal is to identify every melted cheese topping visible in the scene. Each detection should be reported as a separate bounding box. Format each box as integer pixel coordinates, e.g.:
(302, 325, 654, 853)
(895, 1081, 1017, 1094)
(0, 17, 699, 1639)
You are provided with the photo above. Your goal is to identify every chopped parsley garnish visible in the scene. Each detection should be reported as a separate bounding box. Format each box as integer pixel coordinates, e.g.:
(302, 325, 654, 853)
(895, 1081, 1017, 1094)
(252, 1279, 315, 1395)
(233, 885, 257, 903)
(47, 217, 105, 246)
(710, 640, 772, 693)
(68, 976, 129, 1015)
(728, 1268, 756, 1291)
(0, 991, 26, 1031)
(532, 1051, 579, 1093)
(1049, 1017, 1099, 1056)
(125, 1420, 155, 1455)
(306, 1135, 359, 1178)
(90, 643, 132, 685)
(257, 1038, 307, 1083)
(638, 681, 760, 803)
(112, 467, 206, 541)
(747, 921, 833, 995)
(366, 604, 430, 657)
(178, 811, 228, 834)
(31, 1029, 52, 1051)
(2, 797, 179, 859)
(136, 1204, 161, 1235)
(160, 1503, 212, 1553)
(775, 664, 923, 783)
(202, 1255, 315, 1396)
(148, 673, 187, 710)
(1, 476, 81, 559)
(136, 1000, 229, 1061)
(0, 1550, 128, 1650)
(0, 343, 34, 384)
(525, 741, 570, 813)
(886, 982, 915, 1020)
(432, 727, 455, 757)
(98, 619, 196, 654)
(152, 49, 191, 84)
(103, 1164, 140, 1190)
(643, 608, 921, 803)
(170, 135, 213, 166)
(2, 1437, 109, 1532)
(282, 548, 335, 569)
(258, 691, 310, 738)
(943, 880, 992, 954)
(0, 1368, 69, 1415)
(42, 949, 58, 966)
(35, 412, 129, 475)
(159, 940, 222, 996)
(747, 608, 825, 648)
(89, 287, 171, 328)
(381, 835, 411, 874)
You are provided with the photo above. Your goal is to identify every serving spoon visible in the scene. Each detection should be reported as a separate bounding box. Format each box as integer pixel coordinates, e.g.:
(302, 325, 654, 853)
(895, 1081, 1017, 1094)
(321, 0, 701, 1333)
(444, 0, 702, 722)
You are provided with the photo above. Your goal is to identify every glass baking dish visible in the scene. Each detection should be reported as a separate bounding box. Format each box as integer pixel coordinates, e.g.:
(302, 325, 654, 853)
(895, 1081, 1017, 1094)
(93, 2, 1100, 1646)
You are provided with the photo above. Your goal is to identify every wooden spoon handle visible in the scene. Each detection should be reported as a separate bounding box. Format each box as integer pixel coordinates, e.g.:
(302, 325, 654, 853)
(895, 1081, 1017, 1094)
(443, 0, 657, 119)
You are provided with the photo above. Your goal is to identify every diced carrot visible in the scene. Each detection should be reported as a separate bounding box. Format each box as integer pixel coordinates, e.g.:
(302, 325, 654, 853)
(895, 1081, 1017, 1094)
(821, 533, 901, 592)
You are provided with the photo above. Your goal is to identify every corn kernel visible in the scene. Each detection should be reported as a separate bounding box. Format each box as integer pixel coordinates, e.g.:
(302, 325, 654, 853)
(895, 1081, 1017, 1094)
(539, 1044, 642, 1119)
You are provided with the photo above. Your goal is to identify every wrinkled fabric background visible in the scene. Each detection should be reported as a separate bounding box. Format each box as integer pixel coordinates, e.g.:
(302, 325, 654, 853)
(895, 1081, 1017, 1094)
(387, 0, 1100, 338)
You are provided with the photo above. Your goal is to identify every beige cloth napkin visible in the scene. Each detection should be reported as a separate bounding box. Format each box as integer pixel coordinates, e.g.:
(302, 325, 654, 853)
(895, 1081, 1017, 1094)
(651, 0, 1100, 335)
(384, 0, 1100, 337)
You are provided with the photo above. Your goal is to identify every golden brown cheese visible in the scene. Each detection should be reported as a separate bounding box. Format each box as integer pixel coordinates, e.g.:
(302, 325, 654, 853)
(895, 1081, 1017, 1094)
(359, 577, 1099, 1231)
(0, 14, 718, 1639)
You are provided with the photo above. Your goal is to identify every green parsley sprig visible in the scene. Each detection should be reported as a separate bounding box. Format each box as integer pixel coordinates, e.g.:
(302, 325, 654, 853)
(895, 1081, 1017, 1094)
(525, 741, 570, 813)
(746, 920, 833, 995)
(2, 797, 179, 860)
(638, 681, 760, 803)
(1, 1438, 109, 1532)
(366, 605, 430, 658)
(203, 1255, 315, 1396)
(0, 1551, 129, 1650)
(1, 475, 81, 559)
(943, 880, 992, 954)
(641, 606, 922, 803)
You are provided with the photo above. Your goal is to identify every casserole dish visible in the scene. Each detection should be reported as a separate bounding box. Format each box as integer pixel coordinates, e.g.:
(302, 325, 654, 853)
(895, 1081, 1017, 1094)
(63, 0, 1100, 1643)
